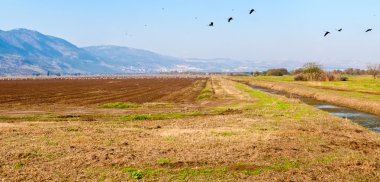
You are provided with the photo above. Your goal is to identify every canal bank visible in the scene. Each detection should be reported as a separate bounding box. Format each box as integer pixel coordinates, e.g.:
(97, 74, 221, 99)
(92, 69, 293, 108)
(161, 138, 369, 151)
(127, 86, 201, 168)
(250, 86, 380, 134)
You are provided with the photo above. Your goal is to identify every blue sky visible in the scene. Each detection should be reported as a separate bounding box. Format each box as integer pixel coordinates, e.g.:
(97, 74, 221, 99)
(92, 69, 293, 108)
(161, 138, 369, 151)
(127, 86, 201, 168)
(0, 0, 379, 67)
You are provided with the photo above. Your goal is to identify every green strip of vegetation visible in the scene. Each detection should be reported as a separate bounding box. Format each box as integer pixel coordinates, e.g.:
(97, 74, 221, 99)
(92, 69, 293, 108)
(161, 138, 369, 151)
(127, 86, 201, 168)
(177, 168, 228, 181)
(197, 80, 214, 100)
(120, 166, 228, 181)
(235, 83, 291, 110)
(98, 102, 141, 109)
(119, 161, 299, 181)
(211, 131, 239, 137)
(121, 167, 161, 180)
(241, 160, 300, 176)
(157, 158, 172, 165)
(121, 112, 202, 121)
(0, 116, 16, 121)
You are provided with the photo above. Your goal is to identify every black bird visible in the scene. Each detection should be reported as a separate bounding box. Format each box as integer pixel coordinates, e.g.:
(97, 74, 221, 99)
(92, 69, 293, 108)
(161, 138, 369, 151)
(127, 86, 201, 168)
(228, 17, 233, 23)
(337, 28, 343, 32)
(324, 31, 331, 37)
(209, 22, 214, 27)
(365, 29, 373, 32)
(250, 9, 255, 14)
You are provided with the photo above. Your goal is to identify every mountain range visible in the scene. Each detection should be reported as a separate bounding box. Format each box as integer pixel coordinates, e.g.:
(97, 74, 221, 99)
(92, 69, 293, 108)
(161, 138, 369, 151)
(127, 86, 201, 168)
(0, 28, 301, 76)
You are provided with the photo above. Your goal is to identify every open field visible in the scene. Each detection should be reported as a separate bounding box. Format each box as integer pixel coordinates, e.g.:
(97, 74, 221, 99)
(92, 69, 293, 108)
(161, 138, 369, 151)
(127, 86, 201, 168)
(0, 76, 379, 181)
(0, 77, 205, 109)
(232, 75, 380, 116)
(240, 75, 380, 94)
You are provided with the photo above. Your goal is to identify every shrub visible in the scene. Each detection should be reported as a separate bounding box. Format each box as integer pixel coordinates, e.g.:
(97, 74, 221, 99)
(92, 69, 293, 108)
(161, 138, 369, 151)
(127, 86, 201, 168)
(340, 76, 349, 81)
(294, 74, 307, 81)
(131, 171, 144, 180)
(266, 68, 289, 76)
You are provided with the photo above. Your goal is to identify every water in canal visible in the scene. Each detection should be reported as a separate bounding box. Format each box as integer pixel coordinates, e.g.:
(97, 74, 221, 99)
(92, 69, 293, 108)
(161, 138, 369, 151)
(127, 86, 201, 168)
(250, 86, 380, 134)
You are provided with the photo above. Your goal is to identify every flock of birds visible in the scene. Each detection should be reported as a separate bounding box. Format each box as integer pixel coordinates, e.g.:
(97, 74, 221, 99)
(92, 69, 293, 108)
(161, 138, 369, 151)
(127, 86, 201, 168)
(139, 7, 376, 39)
(208, 9, 255, 27)
(324, 28, 373, 37)
(203, 8, 374, 38)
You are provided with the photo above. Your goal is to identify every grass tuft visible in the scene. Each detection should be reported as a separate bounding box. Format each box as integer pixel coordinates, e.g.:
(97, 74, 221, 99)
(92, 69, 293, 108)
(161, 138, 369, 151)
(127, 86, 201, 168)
(157, 158, 172, 165)
(98, 102, 141, 109)
(211, 131, 239, 137)
(14, 161, 24, 169)
(121, 167, 160, 180)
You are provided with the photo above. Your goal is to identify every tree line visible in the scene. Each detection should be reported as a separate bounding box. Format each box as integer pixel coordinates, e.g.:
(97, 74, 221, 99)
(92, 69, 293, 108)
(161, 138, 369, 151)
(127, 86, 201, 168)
(254, 63, 380, 81)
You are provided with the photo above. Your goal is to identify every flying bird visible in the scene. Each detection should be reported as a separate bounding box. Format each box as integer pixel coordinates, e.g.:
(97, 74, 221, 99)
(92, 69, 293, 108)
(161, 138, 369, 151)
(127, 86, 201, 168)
(209, 22, 214, 27)
(324, 31, 331, 37)
(365, 29, 373, 32)
(337, 28, 343, 32)
(228, 17, 233, 23)
(250, 9, 255, 14)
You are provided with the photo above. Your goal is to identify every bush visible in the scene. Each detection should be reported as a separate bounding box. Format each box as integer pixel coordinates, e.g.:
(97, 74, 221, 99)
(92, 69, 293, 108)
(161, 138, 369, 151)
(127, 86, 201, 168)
(340, 76, 349, 81)
(294, 74, 307, 81)
(131, 171, 144, 180)
(266, 68, 289, 76)
(293, 62, 349, 82)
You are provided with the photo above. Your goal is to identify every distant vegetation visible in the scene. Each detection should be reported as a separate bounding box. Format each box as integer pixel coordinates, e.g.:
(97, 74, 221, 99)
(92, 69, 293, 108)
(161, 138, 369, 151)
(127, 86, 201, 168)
(266, 68, 289, 76)
(251, 62, 380, 81)
(254, 68, 289, 77)
(292, 62, 348, 81)
(367, 64, 380, 79)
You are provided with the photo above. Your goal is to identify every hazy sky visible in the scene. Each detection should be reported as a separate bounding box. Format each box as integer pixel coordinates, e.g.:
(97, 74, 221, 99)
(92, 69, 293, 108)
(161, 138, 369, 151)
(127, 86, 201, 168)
(0, 0, 379, 67)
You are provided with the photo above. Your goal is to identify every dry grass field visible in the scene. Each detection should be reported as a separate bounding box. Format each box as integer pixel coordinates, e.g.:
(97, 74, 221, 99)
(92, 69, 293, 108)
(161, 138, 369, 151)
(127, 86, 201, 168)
(0, 76, 379, 181)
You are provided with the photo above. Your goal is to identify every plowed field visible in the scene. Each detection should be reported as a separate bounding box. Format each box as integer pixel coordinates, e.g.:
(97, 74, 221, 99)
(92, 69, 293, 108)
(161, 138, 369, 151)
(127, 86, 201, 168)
(0, 77, 205, 107)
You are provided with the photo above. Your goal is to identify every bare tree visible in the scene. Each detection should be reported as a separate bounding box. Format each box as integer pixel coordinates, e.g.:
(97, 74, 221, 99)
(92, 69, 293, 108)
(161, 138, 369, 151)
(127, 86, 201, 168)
(367, 64, 380, 79)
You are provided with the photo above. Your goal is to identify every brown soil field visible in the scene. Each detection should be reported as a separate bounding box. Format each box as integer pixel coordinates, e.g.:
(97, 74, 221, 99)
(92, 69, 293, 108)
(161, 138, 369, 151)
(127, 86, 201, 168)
(0, 76, 379, 181)
(0, 77, 205, 107)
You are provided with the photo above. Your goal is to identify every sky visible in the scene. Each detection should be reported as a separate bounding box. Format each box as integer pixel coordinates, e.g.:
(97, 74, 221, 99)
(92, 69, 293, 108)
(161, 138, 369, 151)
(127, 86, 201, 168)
(0, 0, 379, 68)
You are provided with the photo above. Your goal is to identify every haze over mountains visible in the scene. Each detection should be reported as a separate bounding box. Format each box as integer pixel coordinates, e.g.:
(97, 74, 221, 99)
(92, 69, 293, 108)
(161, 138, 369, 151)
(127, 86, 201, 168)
(1, 28, 308, 75)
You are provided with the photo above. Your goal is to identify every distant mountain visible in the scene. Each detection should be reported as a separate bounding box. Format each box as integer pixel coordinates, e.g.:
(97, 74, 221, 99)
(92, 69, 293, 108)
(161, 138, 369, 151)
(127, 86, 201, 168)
(0, 28, 115, 75)
(84, 46, 190, 73)
(1, 28, 302, 76)
(84, 46, 264, 73)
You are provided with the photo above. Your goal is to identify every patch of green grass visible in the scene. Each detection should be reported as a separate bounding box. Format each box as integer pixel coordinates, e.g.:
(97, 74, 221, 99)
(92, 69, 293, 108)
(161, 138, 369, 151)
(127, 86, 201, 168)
(65, 127, 80, 132)
(161, 136, 177, 142)
(241, 160, 300, 176)
(121, 112, 202, 121)
(46, 140, 59, 146)
(197, 80, 214, 101)
(157, 158, 172, 165)
(144, 102, 175, 108)
(197, 88, 213, 100)
(14, 161, 24, 169)
(46, 153, 58, 161)
(0, 116, 16, 121)
(121, 167, 160, 180)
(98, 102, 141, 109)
(235, 83, 291, 110)
(211, 131, 239, 137)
